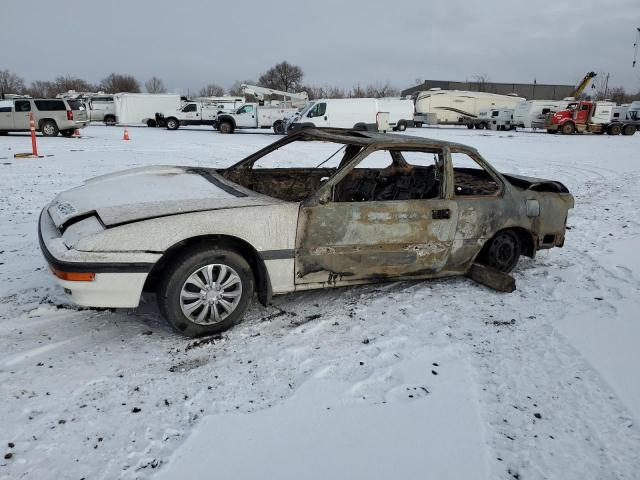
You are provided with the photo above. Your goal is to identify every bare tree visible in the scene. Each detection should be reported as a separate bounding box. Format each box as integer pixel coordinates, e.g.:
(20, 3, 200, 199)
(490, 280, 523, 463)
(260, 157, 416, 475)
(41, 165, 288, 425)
(198, 83, 225, 97)
(258, 61, 304, 92)
(50, 75, 96, 96)
(0, 69, 26, 95)
(365, 82, 399, 98)
(608, 86, 628, 104)
(228, 80, 255, 97)
(26, 80, 54, 98)
(350, 83, 367, 98)
(145, 76, 166, 94)
(304, 84, 346, 99)
(100, 73, 141, 93)
(471, 74, 490, 92)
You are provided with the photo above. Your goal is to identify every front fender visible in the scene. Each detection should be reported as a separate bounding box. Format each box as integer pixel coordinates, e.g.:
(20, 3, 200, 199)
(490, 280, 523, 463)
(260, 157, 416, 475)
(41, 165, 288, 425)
(216, 115, 236, 128)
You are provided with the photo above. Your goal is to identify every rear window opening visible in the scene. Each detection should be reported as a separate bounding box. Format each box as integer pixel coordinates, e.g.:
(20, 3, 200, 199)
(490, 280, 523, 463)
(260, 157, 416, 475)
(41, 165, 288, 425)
(67, 100, 85, 111)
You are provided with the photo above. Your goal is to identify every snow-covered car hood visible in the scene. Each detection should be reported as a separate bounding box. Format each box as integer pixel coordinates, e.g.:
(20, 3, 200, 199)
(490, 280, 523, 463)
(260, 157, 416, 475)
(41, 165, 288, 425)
(47, 165, 280, 229)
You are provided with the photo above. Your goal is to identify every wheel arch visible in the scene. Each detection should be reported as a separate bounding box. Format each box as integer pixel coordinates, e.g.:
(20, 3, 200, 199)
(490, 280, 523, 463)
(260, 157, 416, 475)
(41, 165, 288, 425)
(144, 234, 272, 305)
(475, 226, 536, 263)
(37, 118, 57, 129)
(217, 115, 236, 129)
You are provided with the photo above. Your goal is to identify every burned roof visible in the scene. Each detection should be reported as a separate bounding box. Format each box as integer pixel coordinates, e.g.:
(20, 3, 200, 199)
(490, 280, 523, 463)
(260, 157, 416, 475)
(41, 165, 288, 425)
(294, 127, 477, 153)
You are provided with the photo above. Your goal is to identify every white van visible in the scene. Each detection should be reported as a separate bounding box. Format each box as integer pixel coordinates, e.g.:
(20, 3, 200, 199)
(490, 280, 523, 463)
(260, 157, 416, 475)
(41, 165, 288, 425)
(288, 98, 413, 132)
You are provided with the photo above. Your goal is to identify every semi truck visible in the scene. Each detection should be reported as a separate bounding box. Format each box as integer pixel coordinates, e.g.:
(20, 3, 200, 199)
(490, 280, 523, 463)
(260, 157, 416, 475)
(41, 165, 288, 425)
(154, 97, 245, 130)
(546, 100, 640, 135)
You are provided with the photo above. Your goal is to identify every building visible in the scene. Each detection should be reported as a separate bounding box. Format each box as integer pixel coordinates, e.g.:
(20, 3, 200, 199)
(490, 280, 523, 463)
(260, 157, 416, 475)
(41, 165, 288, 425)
(402, 79, 575, 100)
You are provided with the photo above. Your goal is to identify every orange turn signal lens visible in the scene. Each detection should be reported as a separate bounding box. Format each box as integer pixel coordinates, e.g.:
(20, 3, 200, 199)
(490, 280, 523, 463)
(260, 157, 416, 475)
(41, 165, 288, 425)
(50, 267, 95, 282)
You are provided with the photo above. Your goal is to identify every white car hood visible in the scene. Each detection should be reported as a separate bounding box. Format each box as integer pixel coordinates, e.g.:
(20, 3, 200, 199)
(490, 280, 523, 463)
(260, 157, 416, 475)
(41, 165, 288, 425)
(48, 165, 280, 228)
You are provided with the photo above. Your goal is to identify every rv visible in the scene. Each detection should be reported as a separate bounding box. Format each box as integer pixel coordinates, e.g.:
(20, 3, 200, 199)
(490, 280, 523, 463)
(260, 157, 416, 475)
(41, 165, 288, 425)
(113, 93, 182, 126)
(413, 89, 524, 128)
(287, 98, 414, 132)
(514, 99, 574, 129)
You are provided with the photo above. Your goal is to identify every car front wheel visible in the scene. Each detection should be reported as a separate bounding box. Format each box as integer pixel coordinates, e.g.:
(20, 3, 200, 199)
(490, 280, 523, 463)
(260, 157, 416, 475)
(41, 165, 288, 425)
(158, 247, 254, 337)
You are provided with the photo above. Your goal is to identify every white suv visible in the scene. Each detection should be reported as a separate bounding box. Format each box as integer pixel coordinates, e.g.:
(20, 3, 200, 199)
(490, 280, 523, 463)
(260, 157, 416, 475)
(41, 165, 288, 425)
(0, 98, 90, 137)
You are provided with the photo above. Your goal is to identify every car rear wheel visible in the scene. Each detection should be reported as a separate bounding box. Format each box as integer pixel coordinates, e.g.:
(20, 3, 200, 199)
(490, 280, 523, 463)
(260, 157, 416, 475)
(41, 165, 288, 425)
(607, 124, 622, 135)
(622, 124, 636, 136)
(396, 121, 407, 132)
(273, 120, 286, 135)
(40, 120, 59, 137)
(219, 121, 234, 134)
(479, 230, 521, 273)
(104, 115, 116, 126)
(158, 247, 254, 337)
(166, 118, 179, 130)
(60, 129, 74, 137)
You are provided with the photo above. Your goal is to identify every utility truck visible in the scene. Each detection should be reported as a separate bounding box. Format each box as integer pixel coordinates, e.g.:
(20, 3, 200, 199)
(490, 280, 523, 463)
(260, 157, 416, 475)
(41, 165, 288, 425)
(546, 101, 639, 135)
(214, 84, 307, 134)
(155, 97, 244, 130)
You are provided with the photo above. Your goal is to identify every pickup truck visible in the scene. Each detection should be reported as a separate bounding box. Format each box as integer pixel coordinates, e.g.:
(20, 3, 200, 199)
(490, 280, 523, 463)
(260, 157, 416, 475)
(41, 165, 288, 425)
(155, 98, 244, 130)
(215, 103, 299, 134)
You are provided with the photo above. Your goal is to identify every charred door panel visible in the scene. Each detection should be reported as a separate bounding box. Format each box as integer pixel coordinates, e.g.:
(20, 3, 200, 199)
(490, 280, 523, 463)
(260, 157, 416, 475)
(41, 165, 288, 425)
(295, 199, 458, 285)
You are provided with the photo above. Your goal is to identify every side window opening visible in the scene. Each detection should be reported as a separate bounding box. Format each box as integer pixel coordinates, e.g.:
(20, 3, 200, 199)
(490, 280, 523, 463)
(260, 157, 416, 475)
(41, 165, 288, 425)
(182, 104, 197, 112)
(307, 102, 327, 118)
(334, 149, 442, 202)
(238, 105, 253, 114)
(451, 152, 500, 196)
(15, 100, 31, 112)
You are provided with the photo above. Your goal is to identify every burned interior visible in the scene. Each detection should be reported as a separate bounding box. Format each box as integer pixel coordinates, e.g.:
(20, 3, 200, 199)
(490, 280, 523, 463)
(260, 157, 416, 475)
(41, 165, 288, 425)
(222, 128, 503, 202)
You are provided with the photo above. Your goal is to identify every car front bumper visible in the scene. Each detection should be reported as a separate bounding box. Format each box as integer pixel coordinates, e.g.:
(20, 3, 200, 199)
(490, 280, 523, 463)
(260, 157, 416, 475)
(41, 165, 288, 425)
(38, 209, 160, 308)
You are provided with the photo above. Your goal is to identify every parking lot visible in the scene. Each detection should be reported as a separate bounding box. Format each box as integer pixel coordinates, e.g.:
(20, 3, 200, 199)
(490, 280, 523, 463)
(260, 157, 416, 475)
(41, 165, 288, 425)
(1, 125, 640, 479)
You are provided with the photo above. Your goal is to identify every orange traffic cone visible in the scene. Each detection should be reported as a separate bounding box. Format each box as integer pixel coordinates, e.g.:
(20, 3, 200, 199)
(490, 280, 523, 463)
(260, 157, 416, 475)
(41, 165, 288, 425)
(74, 129, 81, 137)
(123, 127, 130, 141)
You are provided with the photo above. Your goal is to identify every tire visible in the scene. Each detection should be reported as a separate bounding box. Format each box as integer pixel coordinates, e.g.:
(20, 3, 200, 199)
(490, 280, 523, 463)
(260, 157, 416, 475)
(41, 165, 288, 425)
(622, 124, 636, 136)
(547, 128, 557, 134)
(396, 121, 407, 132)
(219, 120, 234, 134)
(560, 122, 574, 135)
(414, 122, 423, 128)
(607, 124, 621, 135)
(40, 120, 59, 137)
(146, 119, 157, 128)
(104, 115, 116, 126)
(166, 118, 179, 130)
(157, 247, 255, 337)
(479, 230, 521, 273)
(273, 120, 286, 135)
(466, 123, 474, 129)
(353, 123, 367, 131)
(60, 129, 74, 137)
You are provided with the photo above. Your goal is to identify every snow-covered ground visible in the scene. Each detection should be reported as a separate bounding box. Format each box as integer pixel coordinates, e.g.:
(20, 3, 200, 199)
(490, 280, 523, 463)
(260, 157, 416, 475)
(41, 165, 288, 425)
(1, 125, 639, 480)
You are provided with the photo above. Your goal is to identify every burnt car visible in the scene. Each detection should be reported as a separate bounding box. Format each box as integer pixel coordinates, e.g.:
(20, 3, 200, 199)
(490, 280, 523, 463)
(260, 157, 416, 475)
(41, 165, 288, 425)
(39, 129, 573, 336)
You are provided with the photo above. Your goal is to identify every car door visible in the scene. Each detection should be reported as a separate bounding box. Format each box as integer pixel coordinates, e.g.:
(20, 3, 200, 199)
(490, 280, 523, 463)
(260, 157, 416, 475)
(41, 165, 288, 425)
(234, 104, 256, 128)
(0, 100, 13, 130)
(294, 147, 459, 286)
(180, 103, 198, 124)
(305, 102, 328, 127)
(13, 100, 31, 130)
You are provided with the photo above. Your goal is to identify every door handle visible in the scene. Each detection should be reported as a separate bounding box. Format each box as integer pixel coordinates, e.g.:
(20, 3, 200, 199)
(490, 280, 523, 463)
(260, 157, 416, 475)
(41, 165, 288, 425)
(432, 209, 450, 220)
(324, 116, 327, 120)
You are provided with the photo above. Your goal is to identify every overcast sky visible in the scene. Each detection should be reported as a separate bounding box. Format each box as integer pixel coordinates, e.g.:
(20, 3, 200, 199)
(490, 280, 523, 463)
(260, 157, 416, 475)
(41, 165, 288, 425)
(2, 0, 639, 94)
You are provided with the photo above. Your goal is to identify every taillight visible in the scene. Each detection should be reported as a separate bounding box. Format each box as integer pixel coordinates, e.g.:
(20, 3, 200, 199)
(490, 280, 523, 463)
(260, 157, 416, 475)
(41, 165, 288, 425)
(67, 110, 73, 120)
